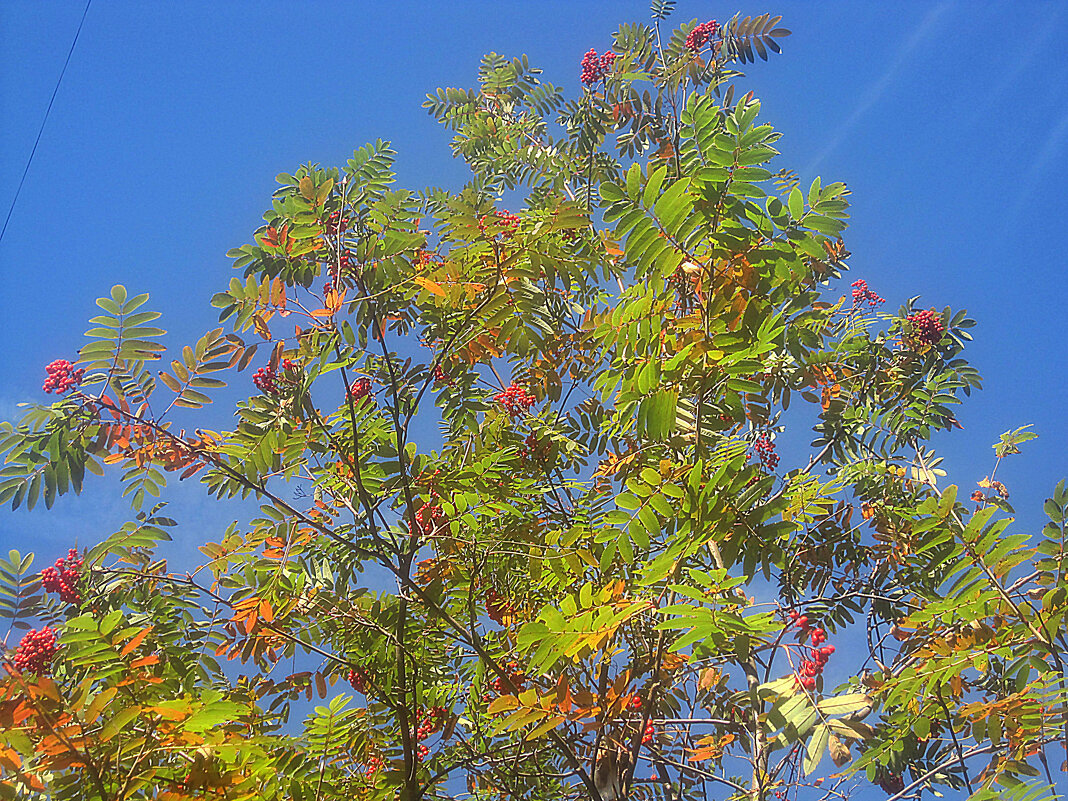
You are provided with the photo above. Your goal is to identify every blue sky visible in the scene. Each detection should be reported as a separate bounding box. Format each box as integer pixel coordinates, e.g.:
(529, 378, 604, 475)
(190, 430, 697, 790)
(1, 0, 1066, 572)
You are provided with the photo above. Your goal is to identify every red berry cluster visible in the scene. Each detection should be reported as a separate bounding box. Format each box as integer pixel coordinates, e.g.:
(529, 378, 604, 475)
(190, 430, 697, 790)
(495, 210, 520, 235)
(905, 309, 944, 349)
(41, 548, 83, 605)
(253, 359, 298, 395)
(326, 210, 348, 234)
(42, 360, 84, 394)
(641, 722, 655, 744)
(409, 497, 447, 537)
(364, 755, 383, 776)
(485, 589, 515, 625)
(253, 365, 278, 395)
(12, 627, 58, 675)
(489, 661, 526, 695)
(876, 774, 905, 794)
(517, 432, 551, 465)
(348, 377, 372, 402)
(850, 279, 885, 307)
(753, 434, 779, 471)
(477, 210, 521, 238)
(787, 611, 834, 690)
(494, 384, 536, 416)
(347, 667, 368, 694)
(628, 695, 642, 710)
(432, 364, 453, 385)
(580, 48, 616, 85)
(415, 706, 446, 760)
(685, 20, 720, 51)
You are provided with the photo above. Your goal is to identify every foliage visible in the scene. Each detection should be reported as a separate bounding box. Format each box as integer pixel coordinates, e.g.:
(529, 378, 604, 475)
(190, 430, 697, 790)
(1, 5, 1065, 801)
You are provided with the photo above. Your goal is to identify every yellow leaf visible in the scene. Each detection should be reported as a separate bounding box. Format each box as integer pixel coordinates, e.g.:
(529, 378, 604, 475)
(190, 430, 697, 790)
(487, 695, 520, 715)
(413, 276, 446, 297)
(85, 687, 118, 724)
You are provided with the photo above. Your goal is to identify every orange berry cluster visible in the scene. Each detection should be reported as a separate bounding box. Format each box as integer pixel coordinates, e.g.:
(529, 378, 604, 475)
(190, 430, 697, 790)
(12, 627, 58, 675)
(347, 667, 368, 694)
(685, 20, 720, 51)
(787, 610, 834, 690)
(580, 48, 616, 85)
(41, 548, 83, 605)
(495, 383, 535, 416)
(753, 434, 779, 470)
(905, 309, 944, 349)
(850, 279, 885, 307)
(42, 359, 84, 394)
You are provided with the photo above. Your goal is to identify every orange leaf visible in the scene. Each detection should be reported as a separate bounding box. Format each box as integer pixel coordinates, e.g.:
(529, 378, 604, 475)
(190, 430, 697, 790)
(129, 654, 161, 670)
(120, 626, 154, 658)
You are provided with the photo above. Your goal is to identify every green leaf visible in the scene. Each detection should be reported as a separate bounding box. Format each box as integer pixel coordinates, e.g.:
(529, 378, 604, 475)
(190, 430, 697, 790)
(804, 723, 829, 775)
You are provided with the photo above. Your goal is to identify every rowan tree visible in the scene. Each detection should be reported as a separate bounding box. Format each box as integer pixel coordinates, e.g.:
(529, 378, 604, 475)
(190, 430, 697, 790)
(1, 5, 1066, 801)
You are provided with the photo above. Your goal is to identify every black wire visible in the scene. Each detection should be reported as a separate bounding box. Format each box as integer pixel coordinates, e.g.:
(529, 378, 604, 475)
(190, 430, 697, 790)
(0, 0, 92, 246)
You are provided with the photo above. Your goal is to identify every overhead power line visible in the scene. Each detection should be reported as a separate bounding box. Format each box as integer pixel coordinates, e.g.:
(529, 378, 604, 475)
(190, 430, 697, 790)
(0, 0, 93, 246)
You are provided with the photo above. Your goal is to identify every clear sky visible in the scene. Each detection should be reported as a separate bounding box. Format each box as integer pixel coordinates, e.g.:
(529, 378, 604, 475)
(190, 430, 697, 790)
(1, 1, 1066, 571)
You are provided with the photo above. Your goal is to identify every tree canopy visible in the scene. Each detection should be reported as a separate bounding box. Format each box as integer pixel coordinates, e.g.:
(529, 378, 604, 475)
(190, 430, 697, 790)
(1, 6, 1065, 801)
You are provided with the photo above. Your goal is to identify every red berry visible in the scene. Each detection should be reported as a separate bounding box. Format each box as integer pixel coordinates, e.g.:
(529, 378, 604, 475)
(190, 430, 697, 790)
(42, 360, 84, 394)
(40, 548, 83, 605)
(580, 48, 616, 85)
(253, 365, 279, 395)
(850, 279, 885, 307)
(904, 309, 945, 350)
(685, 20, 720, 51)
(494, 383, 536, 416)
(752, 434, 779, 471)
(348, 377, 372, 402)
(432, 364, 453, 385)
(347, 668, 368, 693)
(12, 627, 59, 675)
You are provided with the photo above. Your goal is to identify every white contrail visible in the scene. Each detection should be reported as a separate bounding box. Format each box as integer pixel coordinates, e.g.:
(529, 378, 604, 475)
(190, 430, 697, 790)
(805, 2, 951, 174)
(1009, 103, 1068, 220)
